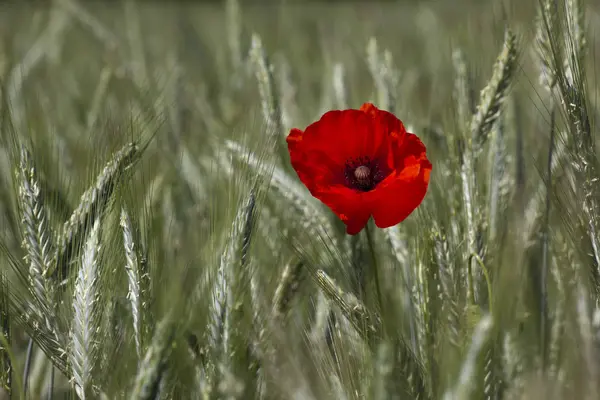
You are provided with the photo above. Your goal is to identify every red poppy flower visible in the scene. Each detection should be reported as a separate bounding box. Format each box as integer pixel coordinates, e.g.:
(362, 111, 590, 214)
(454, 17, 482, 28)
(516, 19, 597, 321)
(286, 103, 432, 235)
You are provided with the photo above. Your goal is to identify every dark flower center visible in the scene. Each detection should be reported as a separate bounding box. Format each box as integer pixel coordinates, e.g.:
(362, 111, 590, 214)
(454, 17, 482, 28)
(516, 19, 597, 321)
(344, 156, 385, 192)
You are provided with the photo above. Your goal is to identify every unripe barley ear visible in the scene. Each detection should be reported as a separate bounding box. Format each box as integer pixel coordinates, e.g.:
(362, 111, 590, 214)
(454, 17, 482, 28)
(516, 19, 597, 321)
(226, 140, 337, 249)
(120, 208, 142, 360)
(130, 316, 174, 400)
(71, 218, 102, 400)
(366, 37, 398, 113)
(272, 261, 305, 319)
(471, 29, 518, 153)
(249, 33, 285, 153)
(452, 49, 474, 132)
(53, 142, 139, 280)
(315, 269, 381, 346)
(206, 192, 255, 395)
(17, 145, 65, 353)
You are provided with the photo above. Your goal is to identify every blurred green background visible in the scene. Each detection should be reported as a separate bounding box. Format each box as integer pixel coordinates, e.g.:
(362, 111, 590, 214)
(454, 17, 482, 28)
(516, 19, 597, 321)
(0, 0, 599, 398)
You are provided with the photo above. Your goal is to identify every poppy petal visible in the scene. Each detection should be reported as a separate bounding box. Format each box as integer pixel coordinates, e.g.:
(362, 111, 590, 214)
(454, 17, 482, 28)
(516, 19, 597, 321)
(360, 103, 408, 142)
(287, 128, 343, 190)
(371, 148, 432, 228)
(316, 185, 372, 235)
(390, 131, 429, 171)
(360, 103, 409, 169)
(291, 109, 391, 167)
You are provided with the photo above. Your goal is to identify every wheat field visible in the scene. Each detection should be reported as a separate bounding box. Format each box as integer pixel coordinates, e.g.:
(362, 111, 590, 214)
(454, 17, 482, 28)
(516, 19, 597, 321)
(0, 0, 599, 398)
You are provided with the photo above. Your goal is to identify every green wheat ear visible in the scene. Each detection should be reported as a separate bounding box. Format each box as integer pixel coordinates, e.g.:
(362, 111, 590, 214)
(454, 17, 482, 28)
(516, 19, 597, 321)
(225, 140, 338, 248)
(71, 218, 102, 400)
(366, 37, 398, 113)
(51, 142, 140, 280)
(471, 29, 518, 153)
(120, 208, 142, 359)
(130, 316, 174, 400)
(315, 269, 381, 346)
(272, 260, 305, 319)
(250, 33, 284, 152)
(18, 146, 55, 285)
(17, 145, 65, 355)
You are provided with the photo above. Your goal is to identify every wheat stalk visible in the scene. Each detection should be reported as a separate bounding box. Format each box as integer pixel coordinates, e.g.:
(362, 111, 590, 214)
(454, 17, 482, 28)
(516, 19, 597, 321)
(451, 46, 479, 305)
(502, 332, 525, 397)
(576, 286, 598, 399)
(315, 269, 381, 345)
(6, 5, 71, 132)
(332, 63, 348, 109)
(206, 192, 256, 395)
(566, 0, 586, 72)
(372, 341, 393, 400)
(452, 49, 473, 131)
(53, 142, 139, 280)
(548, 254, 565, 381)
(71, 218, 101, 400)
(443, 315, 493, 400)
(384, 225, 419, 352)
(276, 54, 298, 132)
(226, 0, 243, 72)
(250, 33, 284, 147)
(366, 37, 397, 112)
(124, 0, 148, 87)
(0, 272, 10, 396)
(536, 0, 559, 94)
(487, 116, 512, 244)
(226, 140, 337, 248)
(433, 230, 461, 350)
(120, 208, 142, 360)
(59, 0, 119, 51)
(272, 261, 305, 318)
(17, 146, 66, 354)
(18, 147, 57, 312)
(130, 316, 174, 400)
(471, 29, 518, 152)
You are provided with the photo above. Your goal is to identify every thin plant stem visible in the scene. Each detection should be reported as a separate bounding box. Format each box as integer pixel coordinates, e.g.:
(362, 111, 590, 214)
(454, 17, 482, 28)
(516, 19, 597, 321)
(47, 365, 55, 400)
(23, 338, 33, 397)
(0, 333, 23, 399)
(470, 253, 493, 315)
(540, 107, 555, 370)
(467, 258, 475, 306)
(365, 222, 384, 314)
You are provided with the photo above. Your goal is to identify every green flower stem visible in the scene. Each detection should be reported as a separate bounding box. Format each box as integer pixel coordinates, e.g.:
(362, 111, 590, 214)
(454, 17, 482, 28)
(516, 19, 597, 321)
(365, 222, 384, 313)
